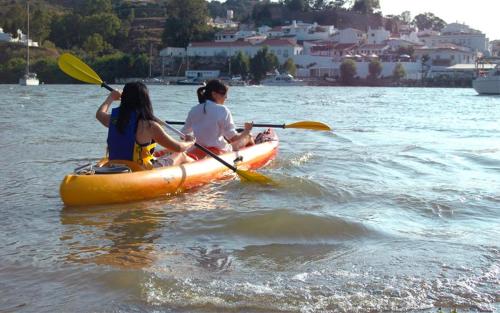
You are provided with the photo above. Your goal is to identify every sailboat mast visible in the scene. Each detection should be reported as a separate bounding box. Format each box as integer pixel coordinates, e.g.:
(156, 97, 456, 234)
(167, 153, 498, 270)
(149, 42, 152, 78)
(26, 1, 30, 75)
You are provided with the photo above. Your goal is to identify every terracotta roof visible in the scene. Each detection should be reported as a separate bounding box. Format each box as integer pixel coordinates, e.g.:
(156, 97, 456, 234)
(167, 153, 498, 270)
(190, 41, 252, 47)
(359, 44, 389, 49)
(333, 43, 358, 50)
(415, 43, 471, 52)
(189, 38, 299, 48)
(260, 38, 298, 46)
(340, 28, 364, 33)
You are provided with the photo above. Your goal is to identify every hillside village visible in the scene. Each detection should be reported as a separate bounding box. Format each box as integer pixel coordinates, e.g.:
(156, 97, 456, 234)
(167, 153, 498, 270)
(1, 0, 499, 85)
(160, 11, 495, 84)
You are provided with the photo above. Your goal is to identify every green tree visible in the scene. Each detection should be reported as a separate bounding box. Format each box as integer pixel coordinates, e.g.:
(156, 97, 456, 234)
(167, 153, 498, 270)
(351, 0, 380, 14)
(81, 13, 121, 43)
(207, 0, 226, 18)
(281, 58, 297, 76)
(397, 46, 415, 57)
(252, 2, 274, 27)
(0, 57, 26, 83)
(311, 0, 344, 10)
(340, 59, 357, 85)
(162, 0, 213, 48)
(226, 0, 255, 21)
(284, 0, 310, 12)
(230, 51, 250, 79)
(79, 0, 113, 16)
(392, 63, 406, 82)
(83, 33, 112, 57)
(412, 13, 446, 31)
(368, 59, 382, 80)
(250, 46, 279, 82)
(49, 14, 83, 49)
(399, 11, 412, 24)
(421, 54, 430, 83)
(3, 4, 26, 35)
(30, 8, 52, 44)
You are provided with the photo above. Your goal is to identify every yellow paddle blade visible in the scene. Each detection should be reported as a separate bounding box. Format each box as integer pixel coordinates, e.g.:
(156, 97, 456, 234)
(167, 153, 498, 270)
(284, 121, 332, 131)
(236, 169, 275, 184)
(58, 53, 103, 85)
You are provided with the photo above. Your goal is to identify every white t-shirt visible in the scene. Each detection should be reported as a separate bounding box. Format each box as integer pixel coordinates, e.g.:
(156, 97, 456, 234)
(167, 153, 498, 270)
(181, 100, 238, 151)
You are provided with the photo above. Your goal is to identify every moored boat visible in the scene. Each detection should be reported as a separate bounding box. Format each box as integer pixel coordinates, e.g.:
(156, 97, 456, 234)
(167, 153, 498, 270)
(60, 131, 278, 206)
(261, 72, 306, 86)
(18, 1, 39, 86)
(472, 57, 500, 95)
(473, 65, 500, 95)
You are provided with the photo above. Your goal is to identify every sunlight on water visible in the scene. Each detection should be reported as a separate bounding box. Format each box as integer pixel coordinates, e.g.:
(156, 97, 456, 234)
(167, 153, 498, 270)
(0, 85, 499, 312)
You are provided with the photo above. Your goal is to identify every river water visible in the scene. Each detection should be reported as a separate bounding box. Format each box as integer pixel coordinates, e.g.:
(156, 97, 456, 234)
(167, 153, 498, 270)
(0, 85, 498, 313)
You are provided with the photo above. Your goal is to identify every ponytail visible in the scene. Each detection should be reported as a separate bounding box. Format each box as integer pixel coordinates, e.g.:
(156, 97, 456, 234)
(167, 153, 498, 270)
(197, 86, 207, 104)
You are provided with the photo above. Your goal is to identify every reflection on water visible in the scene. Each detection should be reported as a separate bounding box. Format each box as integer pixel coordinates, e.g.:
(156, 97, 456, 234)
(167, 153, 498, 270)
(60, 203, 166, 269)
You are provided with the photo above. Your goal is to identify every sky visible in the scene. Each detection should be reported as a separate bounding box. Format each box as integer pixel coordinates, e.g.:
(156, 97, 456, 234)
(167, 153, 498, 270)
(379, 0, 500, 40)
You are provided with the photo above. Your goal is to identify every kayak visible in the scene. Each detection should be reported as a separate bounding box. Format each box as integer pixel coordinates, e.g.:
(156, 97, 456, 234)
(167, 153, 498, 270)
(60, 130, 278, 206)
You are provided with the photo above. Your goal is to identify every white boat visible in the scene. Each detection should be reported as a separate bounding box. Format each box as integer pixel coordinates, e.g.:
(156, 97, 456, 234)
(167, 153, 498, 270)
(176, 77, 205, 85)
(225, 76, 247, 86)
(473, 64, 500, 95)
(19, 73, 39, 86)
(261, 72, 307, 86)
(19, 1, 39, 86)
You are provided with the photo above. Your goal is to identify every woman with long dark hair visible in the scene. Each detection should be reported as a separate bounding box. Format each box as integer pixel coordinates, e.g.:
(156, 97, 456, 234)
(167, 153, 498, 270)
(181, 79, 254, 159)
(96, 82, 194, 168)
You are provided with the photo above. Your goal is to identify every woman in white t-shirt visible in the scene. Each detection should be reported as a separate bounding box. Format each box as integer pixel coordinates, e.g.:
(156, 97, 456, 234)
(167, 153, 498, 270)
(181, 80, 254, 160)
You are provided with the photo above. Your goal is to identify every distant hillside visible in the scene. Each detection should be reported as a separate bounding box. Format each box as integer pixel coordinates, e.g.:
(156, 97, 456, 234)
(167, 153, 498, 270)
(267, 7, 385, 31)
(0, 42, 59, 64)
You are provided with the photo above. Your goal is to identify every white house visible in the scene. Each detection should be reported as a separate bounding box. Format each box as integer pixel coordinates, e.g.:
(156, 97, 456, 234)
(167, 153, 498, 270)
(385, 38, 423, 52)
(187, 38, 302, 63)
(208, 10, 239, 29)
(215, 30, 257, 42)
(0, 27, 13, 42)
(267, 26, 285, 38)
(257, 25, 272, 35)
(185, 70, 220, 79)
(159, 47, 186, 58)
(293, 54, 421, 79)
(414, 43, 476, 66)
(303, 40, 335, 56)
(420, 23, 489, 53)
(491, 40, 500, 57)
(244, 35, 267, 45)
(280, 20, 336, 41)
(400, 30, 421, 44)
(367, 27, 390, 44)
(356, 44, 390, 56)
(333, 28, 366, 44)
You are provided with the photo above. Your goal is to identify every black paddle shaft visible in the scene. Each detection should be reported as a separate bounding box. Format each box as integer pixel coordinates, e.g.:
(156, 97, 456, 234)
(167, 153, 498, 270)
(101, 83, 114, 92)
(165, 120, 286, 128)
(193, 143, 237, 172)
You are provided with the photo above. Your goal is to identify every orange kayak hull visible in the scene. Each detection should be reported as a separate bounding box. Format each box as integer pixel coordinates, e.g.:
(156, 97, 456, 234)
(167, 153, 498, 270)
(60, 140, 278, 206)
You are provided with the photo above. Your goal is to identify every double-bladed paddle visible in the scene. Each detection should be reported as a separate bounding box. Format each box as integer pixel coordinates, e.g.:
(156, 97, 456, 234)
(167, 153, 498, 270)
(165, 120, 332, 131)
(57, 53, 274, 184)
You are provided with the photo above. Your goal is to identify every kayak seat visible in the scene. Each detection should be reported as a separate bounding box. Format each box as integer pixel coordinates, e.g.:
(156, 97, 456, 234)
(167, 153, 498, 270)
(97, 159, 148, 172)
(94, 164, 131, 174)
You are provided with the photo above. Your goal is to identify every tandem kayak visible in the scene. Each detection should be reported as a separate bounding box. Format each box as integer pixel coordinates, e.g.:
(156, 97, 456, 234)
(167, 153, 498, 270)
(60, 130, 278, 206)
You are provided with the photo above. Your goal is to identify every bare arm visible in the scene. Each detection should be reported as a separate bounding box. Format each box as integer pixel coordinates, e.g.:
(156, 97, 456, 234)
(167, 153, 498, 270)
(229, 122, 253, 142)
(96, 91, 121, 127)
(150, 121, 194, 152)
